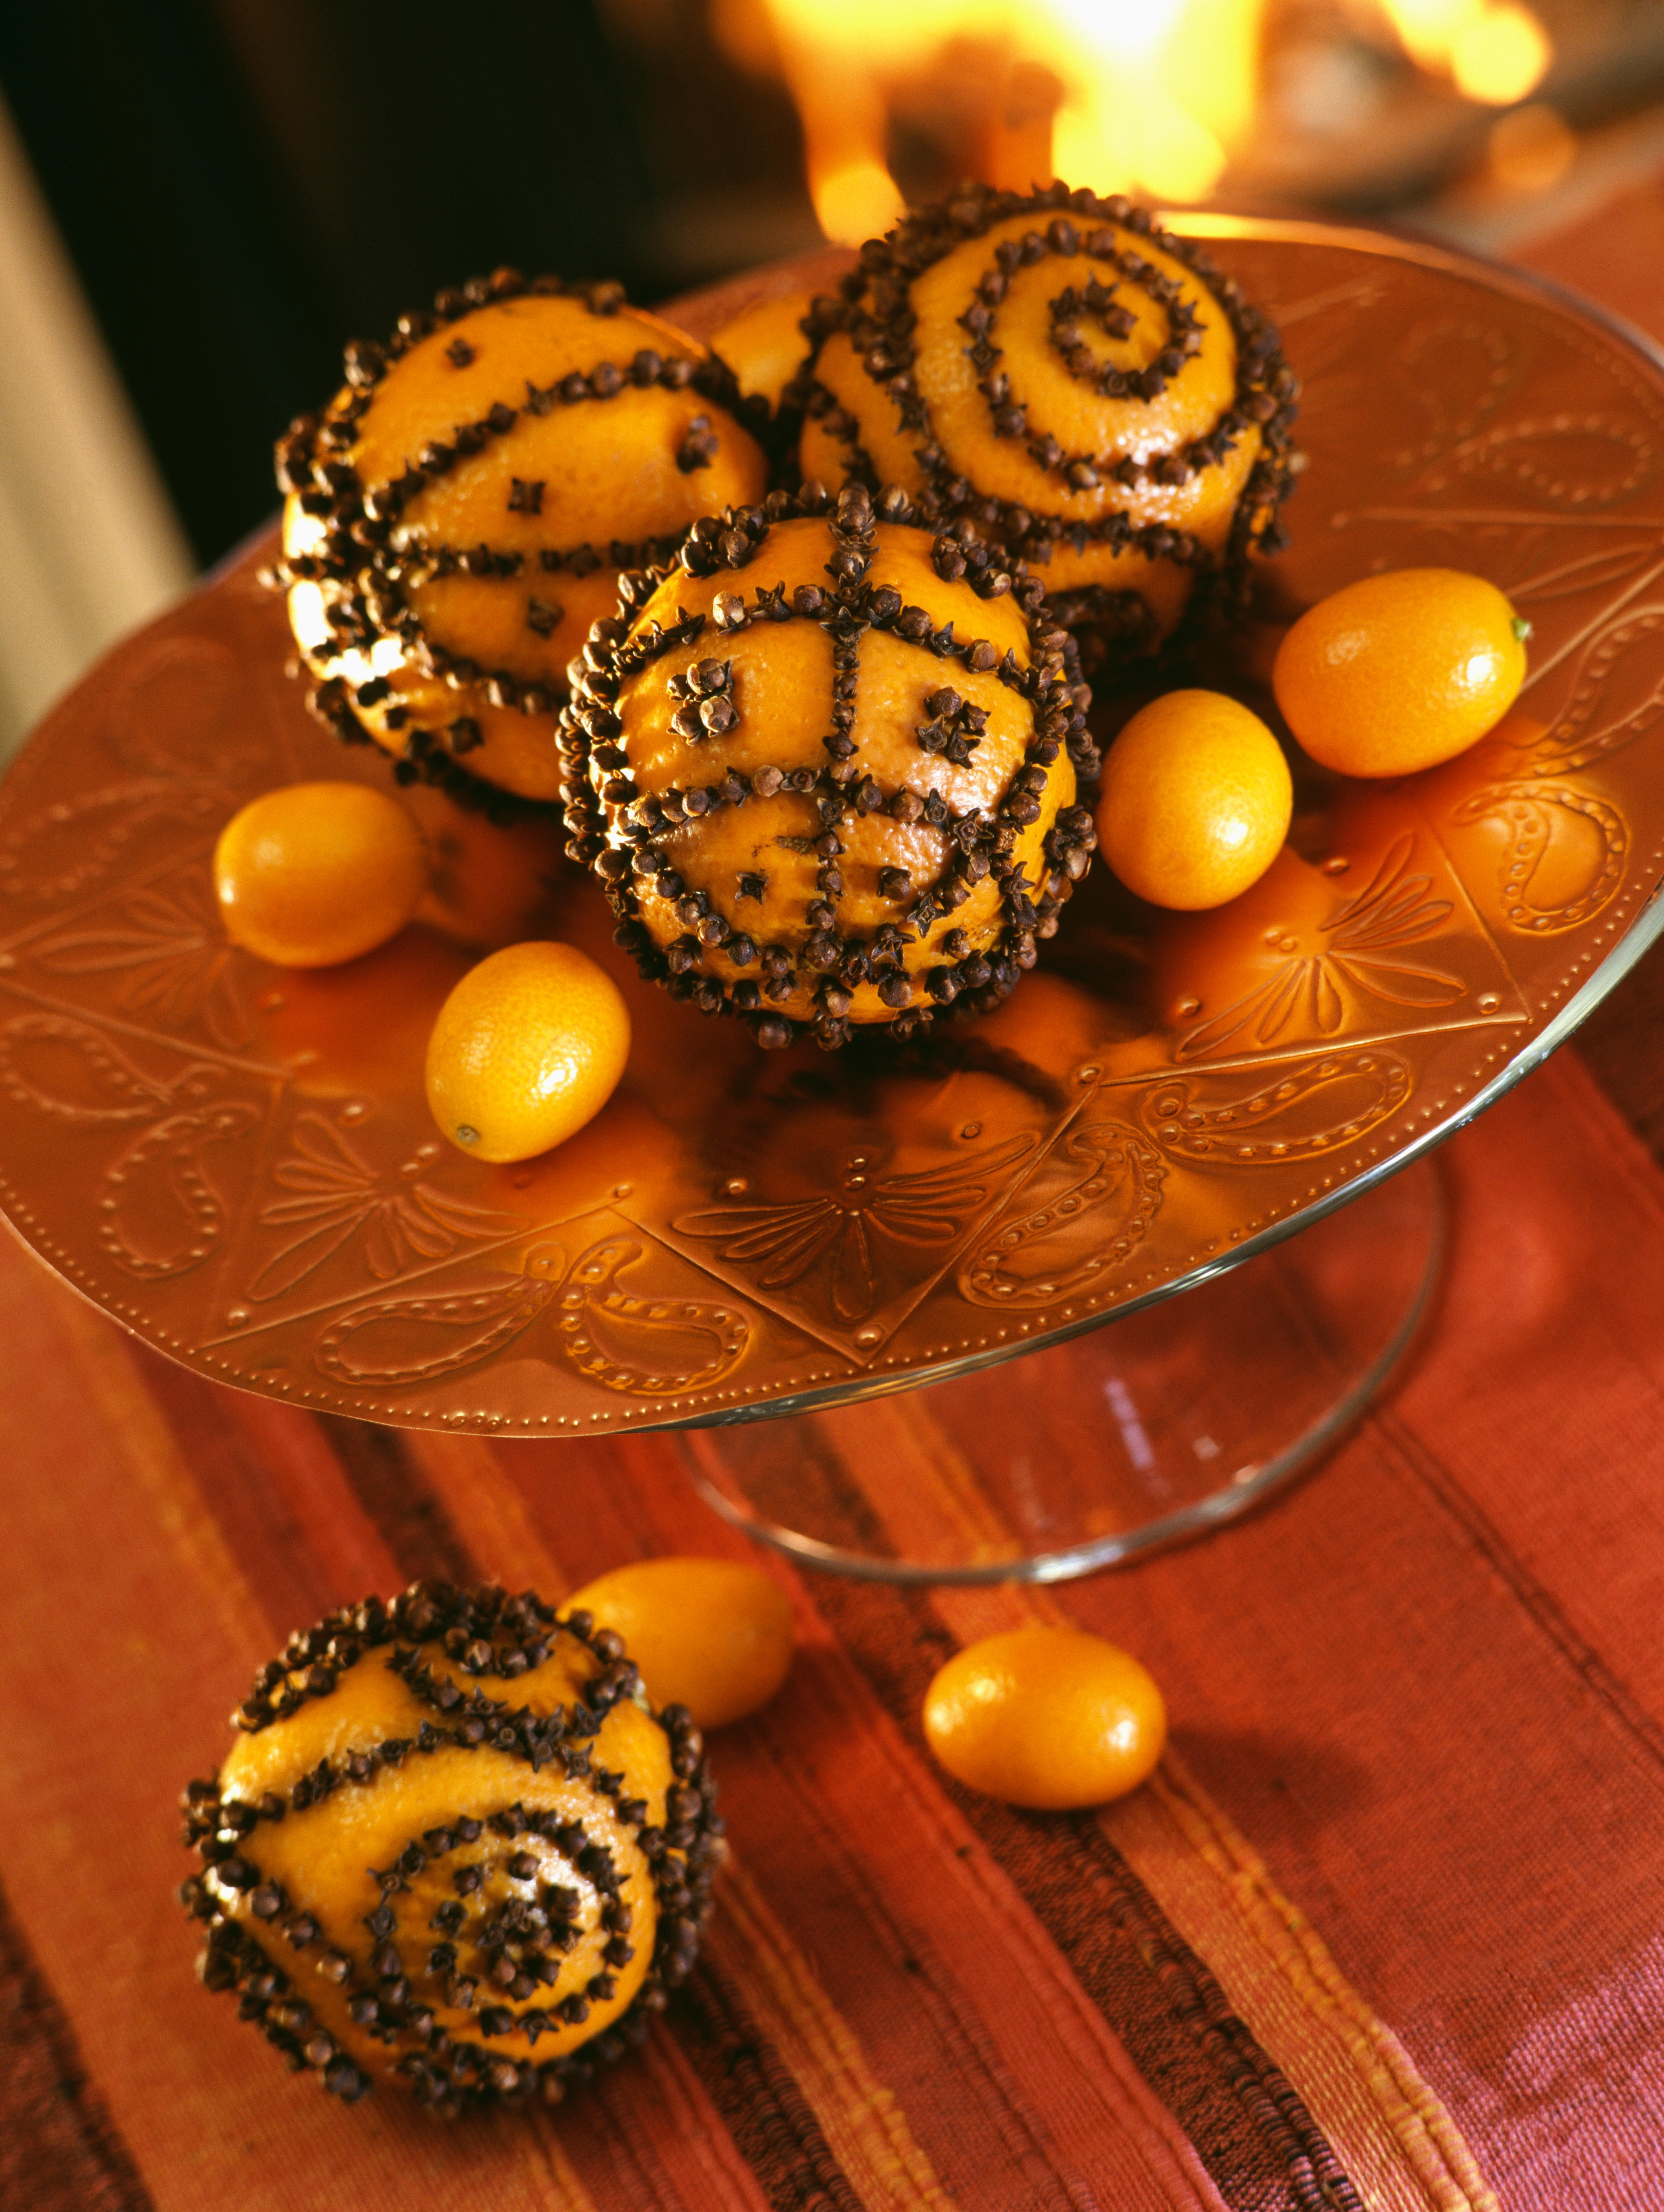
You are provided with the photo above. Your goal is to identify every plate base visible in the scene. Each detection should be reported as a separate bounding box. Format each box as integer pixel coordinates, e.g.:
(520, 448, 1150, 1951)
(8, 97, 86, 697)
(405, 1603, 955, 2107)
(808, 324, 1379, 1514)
(679, 1155, 1445, 1584)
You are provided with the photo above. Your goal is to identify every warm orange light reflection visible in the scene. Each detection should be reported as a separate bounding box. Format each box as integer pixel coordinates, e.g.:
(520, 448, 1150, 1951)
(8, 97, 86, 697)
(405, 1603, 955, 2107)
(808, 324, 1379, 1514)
(811, 157, 910, 246)
(725, 0, 1557, 246)
(1452, 4, 1553, 103)
(1487, 100, 1575, 190)
(746, 0, 1262, 241)
(1380, 0, 1552, 104)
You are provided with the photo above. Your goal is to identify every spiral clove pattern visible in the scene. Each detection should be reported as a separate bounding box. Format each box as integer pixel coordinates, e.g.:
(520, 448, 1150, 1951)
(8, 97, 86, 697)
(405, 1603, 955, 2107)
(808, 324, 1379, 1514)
(178, 1580, 721, 2113)
(793, 182, 1298, 667)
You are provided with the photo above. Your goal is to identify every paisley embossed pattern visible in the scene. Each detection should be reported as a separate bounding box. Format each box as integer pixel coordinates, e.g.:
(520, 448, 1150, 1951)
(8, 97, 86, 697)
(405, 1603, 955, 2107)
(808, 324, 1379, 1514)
(1529, 603, 1664, 774)
(0, 1014, 221, 1127)
(315, 1275, 557, 1385)
(2, 220, 1664, 1431)
(959, 1121, 1166, 1307)
(553, 1238, 751, 1395)
(99, 1103, 263, 1279)
(1142, 1052, 1414, 1166)
(0, 781, 225, 909)
(1451, 782, 1628, 933)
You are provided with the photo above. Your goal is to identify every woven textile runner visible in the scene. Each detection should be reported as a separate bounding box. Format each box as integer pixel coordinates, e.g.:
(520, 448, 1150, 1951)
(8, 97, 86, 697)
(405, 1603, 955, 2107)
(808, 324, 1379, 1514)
(5, 1044, 1664, 2209)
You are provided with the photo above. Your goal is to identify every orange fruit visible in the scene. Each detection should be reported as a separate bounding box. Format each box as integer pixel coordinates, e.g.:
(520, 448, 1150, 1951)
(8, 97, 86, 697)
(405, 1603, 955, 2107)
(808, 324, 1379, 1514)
(923, 1626, 1166, 1810)
(567, 1557, 796, 1729)
(1273, 567, 1529, 776)
(424, 939, 630, 1162)
(214, 780, 428, 966)
(1097, 689, 1291, 910)
(581, 511, 1076, 1040)
(708, 289, 817, 412)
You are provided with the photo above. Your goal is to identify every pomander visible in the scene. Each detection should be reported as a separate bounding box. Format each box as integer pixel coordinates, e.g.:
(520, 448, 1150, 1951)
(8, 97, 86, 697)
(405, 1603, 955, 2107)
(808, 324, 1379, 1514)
(793, 181, 1297, 666)
(178, 1580, 721, 2114)
(272, 268, 770, 809)
(559, 480, 1100, 1049)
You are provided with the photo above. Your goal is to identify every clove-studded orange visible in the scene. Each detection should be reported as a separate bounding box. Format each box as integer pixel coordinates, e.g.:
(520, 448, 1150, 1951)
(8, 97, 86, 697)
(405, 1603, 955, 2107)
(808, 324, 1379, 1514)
(794, 182, 1298, 667)
(177, 1580, 721, 2114)
(274, 270, 769, 805)
(560, 480, 1100, 1049)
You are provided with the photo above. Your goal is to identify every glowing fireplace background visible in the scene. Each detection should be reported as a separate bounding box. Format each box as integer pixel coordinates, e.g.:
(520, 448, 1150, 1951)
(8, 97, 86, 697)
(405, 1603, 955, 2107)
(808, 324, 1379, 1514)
(3, 0, 1664, 586)
(609, 0, 1664, 276)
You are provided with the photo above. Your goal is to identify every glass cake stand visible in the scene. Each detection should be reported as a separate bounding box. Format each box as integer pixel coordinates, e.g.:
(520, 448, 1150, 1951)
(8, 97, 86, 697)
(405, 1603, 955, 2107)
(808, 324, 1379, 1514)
(3, 218, 1662, 1581)
(679, 1151, 1447, 1582)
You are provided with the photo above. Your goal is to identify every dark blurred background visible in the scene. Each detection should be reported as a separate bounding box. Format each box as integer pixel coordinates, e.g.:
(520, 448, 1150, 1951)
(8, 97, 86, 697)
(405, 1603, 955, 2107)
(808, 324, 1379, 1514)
(0, 0, 805, 569)
(5, 0, 1664, 585)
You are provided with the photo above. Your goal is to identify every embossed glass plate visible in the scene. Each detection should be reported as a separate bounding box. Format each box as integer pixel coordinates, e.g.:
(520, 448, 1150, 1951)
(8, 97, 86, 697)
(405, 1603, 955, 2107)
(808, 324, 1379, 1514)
(682, 1149, 1447, 1581)
(3, 218, 1662, 1441)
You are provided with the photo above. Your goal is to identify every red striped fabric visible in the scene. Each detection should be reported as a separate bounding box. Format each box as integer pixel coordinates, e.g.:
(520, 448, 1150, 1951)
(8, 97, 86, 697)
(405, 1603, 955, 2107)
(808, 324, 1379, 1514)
(11, 1033, 1664, 2207)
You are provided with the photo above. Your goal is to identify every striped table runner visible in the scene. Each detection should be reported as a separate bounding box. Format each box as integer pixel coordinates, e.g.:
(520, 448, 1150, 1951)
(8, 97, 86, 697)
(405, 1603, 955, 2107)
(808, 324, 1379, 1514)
(8, 1040, 1664, 2207)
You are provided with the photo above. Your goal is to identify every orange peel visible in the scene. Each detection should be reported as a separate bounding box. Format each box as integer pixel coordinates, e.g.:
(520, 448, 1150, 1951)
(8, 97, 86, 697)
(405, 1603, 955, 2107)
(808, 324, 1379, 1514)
(273, 270, 769, 805)
(793, 183, 1298, 667)
(560, 482, 1100, 1048)
(177, 1580, 721, 2112)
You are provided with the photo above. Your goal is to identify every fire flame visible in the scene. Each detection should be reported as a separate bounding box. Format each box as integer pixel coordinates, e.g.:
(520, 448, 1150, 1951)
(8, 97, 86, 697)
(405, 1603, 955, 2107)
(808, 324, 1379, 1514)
(715, 0, 1555, 245)
(744, 0, 1257, 239)
(1381, 0, 1551, 104)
